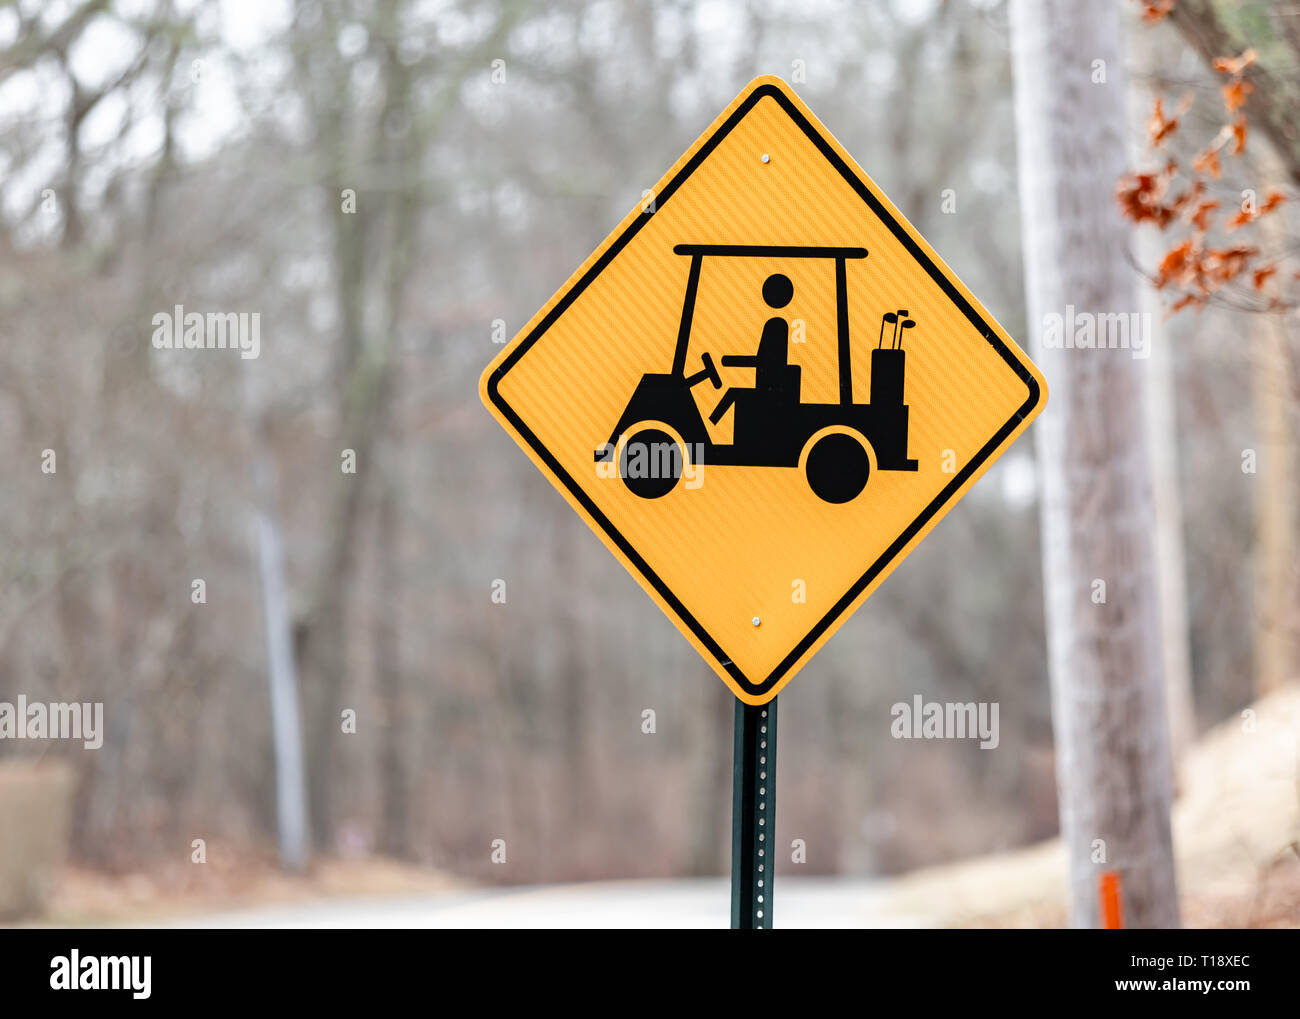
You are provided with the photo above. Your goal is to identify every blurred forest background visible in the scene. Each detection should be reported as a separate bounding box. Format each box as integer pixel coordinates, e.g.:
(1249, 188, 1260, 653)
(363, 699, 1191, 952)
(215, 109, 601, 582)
(0, 0, 1294, 896)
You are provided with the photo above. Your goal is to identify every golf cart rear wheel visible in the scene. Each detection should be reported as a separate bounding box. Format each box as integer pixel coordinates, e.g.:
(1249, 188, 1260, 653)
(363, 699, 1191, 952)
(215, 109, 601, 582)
(806, 432, 870, 503)
(619, 427, 685, 499)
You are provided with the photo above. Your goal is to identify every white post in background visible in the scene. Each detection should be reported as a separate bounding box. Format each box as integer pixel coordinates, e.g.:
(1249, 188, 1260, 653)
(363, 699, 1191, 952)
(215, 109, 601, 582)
(252, 427, 310, 873)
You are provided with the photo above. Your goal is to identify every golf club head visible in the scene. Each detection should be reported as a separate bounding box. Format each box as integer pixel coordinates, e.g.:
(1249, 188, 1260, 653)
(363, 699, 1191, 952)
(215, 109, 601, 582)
(897, 318, 915, 349)
(879, 312, 897, 349)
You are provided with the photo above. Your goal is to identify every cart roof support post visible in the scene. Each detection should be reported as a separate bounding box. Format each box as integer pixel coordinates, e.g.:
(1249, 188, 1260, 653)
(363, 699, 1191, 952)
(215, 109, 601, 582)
(835, 254, 851, 405)
(671, 252, 704, 377)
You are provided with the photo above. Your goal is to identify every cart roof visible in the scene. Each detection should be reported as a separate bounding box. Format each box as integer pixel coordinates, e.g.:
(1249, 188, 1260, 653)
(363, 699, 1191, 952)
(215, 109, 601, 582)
(673, 244, 867, 259)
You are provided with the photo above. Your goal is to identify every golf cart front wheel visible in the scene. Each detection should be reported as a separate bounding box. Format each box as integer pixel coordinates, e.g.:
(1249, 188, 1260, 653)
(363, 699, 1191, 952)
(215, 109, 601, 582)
(805, 432, 870, 503)
(619, 426, 686, 499)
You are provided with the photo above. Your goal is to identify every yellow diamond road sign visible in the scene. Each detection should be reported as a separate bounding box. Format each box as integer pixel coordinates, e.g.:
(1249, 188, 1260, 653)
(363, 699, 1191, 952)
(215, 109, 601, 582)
(480, 76, 1046, 706)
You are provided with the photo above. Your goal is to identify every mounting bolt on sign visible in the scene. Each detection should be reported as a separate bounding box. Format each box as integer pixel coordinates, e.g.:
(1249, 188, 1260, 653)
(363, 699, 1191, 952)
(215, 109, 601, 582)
(480, 76, 1046, 928)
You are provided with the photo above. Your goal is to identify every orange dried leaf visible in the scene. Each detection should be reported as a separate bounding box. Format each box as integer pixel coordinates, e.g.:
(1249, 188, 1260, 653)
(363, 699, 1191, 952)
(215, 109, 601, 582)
(1259, 189, 1286, 214)
(1172, 178, 1205, 212)
(1213, 49, 1257, 76)
(1226, 189, 1288, 231)
(1188, 199, 1218, 231)
(1149, 96, 1180, 147)
(1158, 240, 1195, 283)
(1193, 146, 1222, 178)
(1206, 245, 1256, 284)
(1253, 264, 1277, 290)
(1141, 0, 1176, 24)
(1222, 78, 1253, 114)
(1231, 116, 1247, 154)
(1118, 171, 1169, 226)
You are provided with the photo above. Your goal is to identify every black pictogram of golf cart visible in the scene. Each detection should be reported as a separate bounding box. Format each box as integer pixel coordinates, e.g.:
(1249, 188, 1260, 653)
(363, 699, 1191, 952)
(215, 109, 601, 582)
(595, 243, 920, 503)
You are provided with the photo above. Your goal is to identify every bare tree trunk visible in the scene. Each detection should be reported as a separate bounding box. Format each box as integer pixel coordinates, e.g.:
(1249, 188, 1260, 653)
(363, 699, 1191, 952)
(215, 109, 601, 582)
(1010, 0, 1180, 928)
(1253, 320, 1296, 695)
(1138, 279, 1196, 768)
(1128, 14, 1196, 773)
(295, 0, 413, 850)
(301, 461, 372, 851)
(1253, 158, 1297, 695)
(374, 460, 410, 858)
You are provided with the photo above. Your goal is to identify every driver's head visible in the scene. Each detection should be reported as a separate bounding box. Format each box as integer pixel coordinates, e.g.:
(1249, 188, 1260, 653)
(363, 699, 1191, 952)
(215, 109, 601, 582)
(763, 273, 793, 309)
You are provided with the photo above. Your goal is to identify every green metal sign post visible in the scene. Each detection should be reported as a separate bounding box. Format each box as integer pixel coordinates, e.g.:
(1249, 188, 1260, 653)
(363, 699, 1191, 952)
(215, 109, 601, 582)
(730, 697, 777, 929)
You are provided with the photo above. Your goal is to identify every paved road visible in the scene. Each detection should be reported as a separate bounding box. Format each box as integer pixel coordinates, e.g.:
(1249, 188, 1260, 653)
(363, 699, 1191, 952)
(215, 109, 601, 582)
(172, 878, 918, 929)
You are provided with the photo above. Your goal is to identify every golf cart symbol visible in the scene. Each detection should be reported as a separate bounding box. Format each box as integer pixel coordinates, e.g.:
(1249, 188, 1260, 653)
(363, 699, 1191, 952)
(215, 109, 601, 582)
(594, 243, 920, 503)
